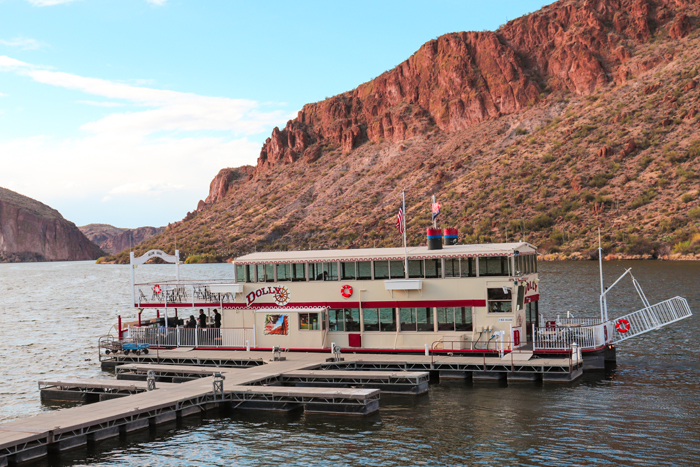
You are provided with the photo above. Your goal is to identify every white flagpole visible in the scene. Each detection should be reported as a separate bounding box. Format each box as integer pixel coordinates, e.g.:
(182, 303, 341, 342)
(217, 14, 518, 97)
(402, 190, 408, 278)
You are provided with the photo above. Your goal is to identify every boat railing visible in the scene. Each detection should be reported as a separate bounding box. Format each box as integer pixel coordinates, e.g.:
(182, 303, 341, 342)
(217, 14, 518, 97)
(133, 281, 237, 306)
(533, 322, 605, 351)
(126, 326, 255, 349)
(609, 296, 692, 343)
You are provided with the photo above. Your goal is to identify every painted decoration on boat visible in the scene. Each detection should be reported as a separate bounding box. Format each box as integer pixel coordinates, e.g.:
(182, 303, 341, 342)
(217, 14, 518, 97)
(264, 314, 289, 335)
(246, 285, 291, 307)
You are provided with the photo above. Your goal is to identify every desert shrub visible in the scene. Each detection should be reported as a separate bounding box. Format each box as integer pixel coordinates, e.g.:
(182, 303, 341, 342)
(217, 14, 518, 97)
(687, 139, 700, 159)
(630, 188, 657, 209)
(624, 235, 654, 255)
(551, 229, 565, 245)
(531, 213, 553, 231)
(689, 207, 700, 219)
(681, 193, 694, 203)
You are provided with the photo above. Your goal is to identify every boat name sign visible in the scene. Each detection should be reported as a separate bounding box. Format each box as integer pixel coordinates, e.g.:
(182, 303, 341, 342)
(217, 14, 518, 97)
(246, 286, 291, 307)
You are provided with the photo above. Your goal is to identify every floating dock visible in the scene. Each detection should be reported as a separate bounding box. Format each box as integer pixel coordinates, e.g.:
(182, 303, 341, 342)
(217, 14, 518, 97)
(1, 349, 582, 466)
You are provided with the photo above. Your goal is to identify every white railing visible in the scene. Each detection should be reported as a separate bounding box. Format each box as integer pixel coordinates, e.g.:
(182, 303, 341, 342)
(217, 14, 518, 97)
(127, 326, 254, 348)
(611, 296, 692, 343)
(533, 323, 605, 351)
(534, 296, 692, 350)
(134, 281, 236, 305)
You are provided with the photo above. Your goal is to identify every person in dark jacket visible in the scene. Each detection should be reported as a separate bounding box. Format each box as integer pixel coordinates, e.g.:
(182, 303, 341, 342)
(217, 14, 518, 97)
(198, 309, 207, 328)
(185, 315, 196, 328)
(213, 309, 221, 328)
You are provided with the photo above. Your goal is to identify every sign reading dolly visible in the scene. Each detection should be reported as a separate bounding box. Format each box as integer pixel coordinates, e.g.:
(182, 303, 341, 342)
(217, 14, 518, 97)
(246, 286, 291, 307)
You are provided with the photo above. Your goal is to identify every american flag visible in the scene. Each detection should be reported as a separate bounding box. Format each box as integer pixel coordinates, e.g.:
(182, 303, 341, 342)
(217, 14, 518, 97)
(431, 201, 441, 222)
(396, 204, 404, 234)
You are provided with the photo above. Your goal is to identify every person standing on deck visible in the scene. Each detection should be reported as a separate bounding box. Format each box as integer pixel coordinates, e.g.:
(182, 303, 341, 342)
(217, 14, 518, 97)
(198, 309, 207, 328)
(213, 309, 221, 328)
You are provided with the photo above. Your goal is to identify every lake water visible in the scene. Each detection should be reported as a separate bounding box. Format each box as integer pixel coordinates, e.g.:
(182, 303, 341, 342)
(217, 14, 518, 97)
(1, 260, 699, 466)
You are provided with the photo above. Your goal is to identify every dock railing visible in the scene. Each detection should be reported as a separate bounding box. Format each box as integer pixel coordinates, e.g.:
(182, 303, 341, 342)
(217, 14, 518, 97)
(127, 326, 254, 349)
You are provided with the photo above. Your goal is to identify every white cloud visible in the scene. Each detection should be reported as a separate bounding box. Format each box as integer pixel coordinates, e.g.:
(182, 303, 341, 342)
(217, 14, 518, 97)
(0, 56, 33, 69)
(146, 0, 168, 5)
(0, 93, 7, 97)
(26, 0, 80, 5)
(77, 100, 125, 107)
(0, 37, 47, 50)
(0, 55, 289, 227)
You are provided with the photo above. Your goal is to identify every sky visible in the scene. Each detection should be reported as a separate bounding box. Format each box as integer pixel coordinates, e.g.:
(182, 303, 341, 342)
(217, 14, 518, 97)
(0, 0, 554, 228)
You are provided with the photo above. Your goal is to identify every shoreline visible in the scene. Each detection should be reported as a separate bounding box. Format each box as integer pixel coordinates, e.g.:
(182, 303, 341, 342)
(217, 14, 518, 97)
(540, 252, 700, 261)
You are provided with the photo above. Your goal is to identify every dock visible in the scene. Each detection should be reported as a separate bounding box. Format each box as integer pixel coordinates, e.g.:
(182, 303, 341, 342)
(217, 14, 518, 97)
(2, 349, 582, 466)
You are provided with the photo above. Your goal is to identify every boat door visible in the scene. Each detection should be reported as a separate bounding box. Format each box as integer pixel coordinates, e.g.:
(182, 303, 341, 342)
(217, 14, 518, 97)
(525, 301, 539, 342)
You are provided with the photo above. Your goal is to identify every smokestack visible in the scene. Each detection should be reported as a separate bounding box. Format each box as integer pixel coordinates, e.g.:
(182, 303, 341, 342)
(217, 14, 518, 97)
(427, 228, 443, 250)
(444, 228, 459, 245)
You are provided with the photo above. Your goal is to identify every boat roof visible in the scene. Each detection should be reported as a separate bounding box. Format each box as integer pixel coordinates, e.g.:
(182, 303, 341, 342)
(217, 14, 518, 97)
(234, 242, 537, 265)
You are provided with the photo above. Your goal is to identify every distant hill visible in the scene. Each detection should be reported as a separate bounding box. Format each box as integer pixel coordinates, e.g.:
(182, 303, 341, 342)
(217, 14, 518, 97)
(0, 187, 104, 262)
(80, 224, 165, 255)
(109, 0, 700, 263)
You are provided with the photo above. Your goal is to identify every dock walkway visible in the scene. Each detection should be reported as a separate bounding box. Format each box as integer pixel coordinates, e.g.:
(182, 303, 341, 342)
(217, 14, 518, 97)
(2, 349, 581, 466)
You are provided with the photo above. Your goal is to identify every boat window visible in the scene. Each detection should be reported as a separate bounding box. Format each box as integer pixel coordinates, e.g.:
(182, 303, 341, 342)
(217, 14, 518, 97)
(533, 255, 538, 273)
(379, 308, 396, 331)
(445, 259, 459, 278)
(255, 264, 275, 282)
(328, 309, 344, 331)
(357, 261, 372, 280)
(291, 263, 306, 282)
(235, 264, 250, 283)
(276, 264, 291, 281)
(408, 260, 423, 279)
(363, 309, 379, 331)
(324, 262, 339, 281)
(344, 308, 360, 332)
(521, 255, 528, 274)
(425, 259, 441, 279)
(399, 308, 417, 331)
(479, 256, 509, 276)
(488, 287, 513, 313)
(374, 261, 389, 280)
(309, 263, 322, 281)
(341, 262, 356, 280)
(463, 257, 476, 277)
(299, 313, 320, 330)
(389, 260, 405, 279)
(437, 307, 454, 331)
(310, 263, 336, 281)
(455, 307, 472, 331)
(416, 307, 434, 331)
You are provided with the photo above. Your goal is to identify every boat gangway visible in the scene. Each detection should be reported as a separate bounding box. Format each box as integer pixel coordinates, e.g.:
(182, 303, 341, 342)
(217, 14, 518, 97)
(533, 296, 692, 351)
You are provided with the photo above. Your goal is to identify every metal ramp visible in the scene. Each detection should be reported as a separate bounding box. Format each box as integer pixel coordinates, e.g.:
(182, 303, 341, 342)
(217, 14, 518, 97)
(610, 296, 692, 343)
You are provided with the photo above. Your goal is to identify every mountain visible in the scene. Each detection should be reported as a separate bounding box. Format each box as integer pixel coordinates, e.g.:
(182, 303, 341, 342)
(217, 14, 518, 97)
(0, 187, 104, 262)
(80, 224, 165, 255)
(109, 0, 700, 263)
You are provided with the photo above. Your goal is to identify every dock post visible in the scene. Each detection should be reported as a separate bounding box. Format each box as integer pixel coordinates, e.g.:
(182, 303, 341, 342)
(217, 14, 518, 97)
(147, 370, 156, 391)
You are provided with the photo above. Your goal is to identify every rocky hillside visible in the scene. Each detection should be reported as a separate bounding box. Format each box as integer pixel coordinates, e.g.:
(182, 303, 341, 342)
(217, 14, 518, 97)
(110, 0, 700, 263)
(80, 224, 165, 255)
(0, 187, 104, 262)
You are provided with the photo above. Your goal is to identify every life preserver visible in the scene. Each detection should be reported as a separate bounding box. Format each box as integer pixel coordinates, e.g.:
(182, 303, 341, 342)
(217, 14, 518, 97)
(340, 284, 353, 298)
(153, 284, 161, 294)
(616, 318, 631, 333)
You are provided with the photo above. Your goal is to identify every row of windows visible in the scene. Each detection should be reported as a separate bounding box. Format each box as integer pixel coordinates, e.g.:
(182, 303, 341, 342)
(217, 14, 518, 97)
(236, 256, 537, 283)
(308, 307, 474, 333)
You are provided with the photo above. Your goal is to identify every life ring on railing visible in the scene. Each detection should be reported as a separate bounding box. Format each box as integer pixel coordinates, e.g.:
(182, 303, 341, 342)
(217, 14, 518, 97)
(153, 284, 161, 294)
(615, 318, 631, 333)
(340, 284, 353, 298)
(604, 325, 608, 341)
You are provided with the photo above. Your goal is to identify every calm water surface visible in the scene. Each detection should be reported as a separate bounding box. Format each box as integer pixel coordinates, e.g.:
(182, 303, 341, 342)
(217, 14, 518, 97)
(0, 260, 699, 466)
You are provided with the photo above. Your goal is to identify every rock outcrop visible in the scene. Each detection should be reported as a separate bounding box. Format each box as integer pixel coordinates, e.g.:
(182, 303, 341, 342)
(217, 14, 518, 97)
(255, 0, 692, 172)
(0, 187, 104, 262)
(80, 224, 165, 255)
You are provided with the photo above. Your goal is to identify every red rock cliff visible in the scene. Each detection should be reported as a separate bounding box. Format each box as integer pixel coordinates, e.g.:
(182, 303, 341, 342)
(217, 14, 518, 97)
(256, 0, 691, 171)
(0, 187, 104, 262)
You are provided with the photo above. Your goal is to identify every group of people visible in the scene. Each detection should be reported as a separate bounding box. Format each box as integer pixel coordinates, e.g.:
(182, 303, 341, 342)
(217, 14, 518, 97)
(184, 309, 221, 328)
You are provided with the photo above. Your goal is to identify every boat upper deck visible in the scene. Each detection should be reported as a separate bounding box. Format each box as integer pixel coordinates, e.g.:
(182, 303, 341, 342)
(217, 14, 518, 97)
(234, 242, 537, 264)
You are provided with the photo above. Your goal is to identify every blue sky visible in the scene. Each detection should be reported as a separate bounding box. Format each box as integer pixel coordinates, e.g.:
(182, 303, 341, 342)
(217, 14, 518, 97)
(0, 0, 553, 228)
